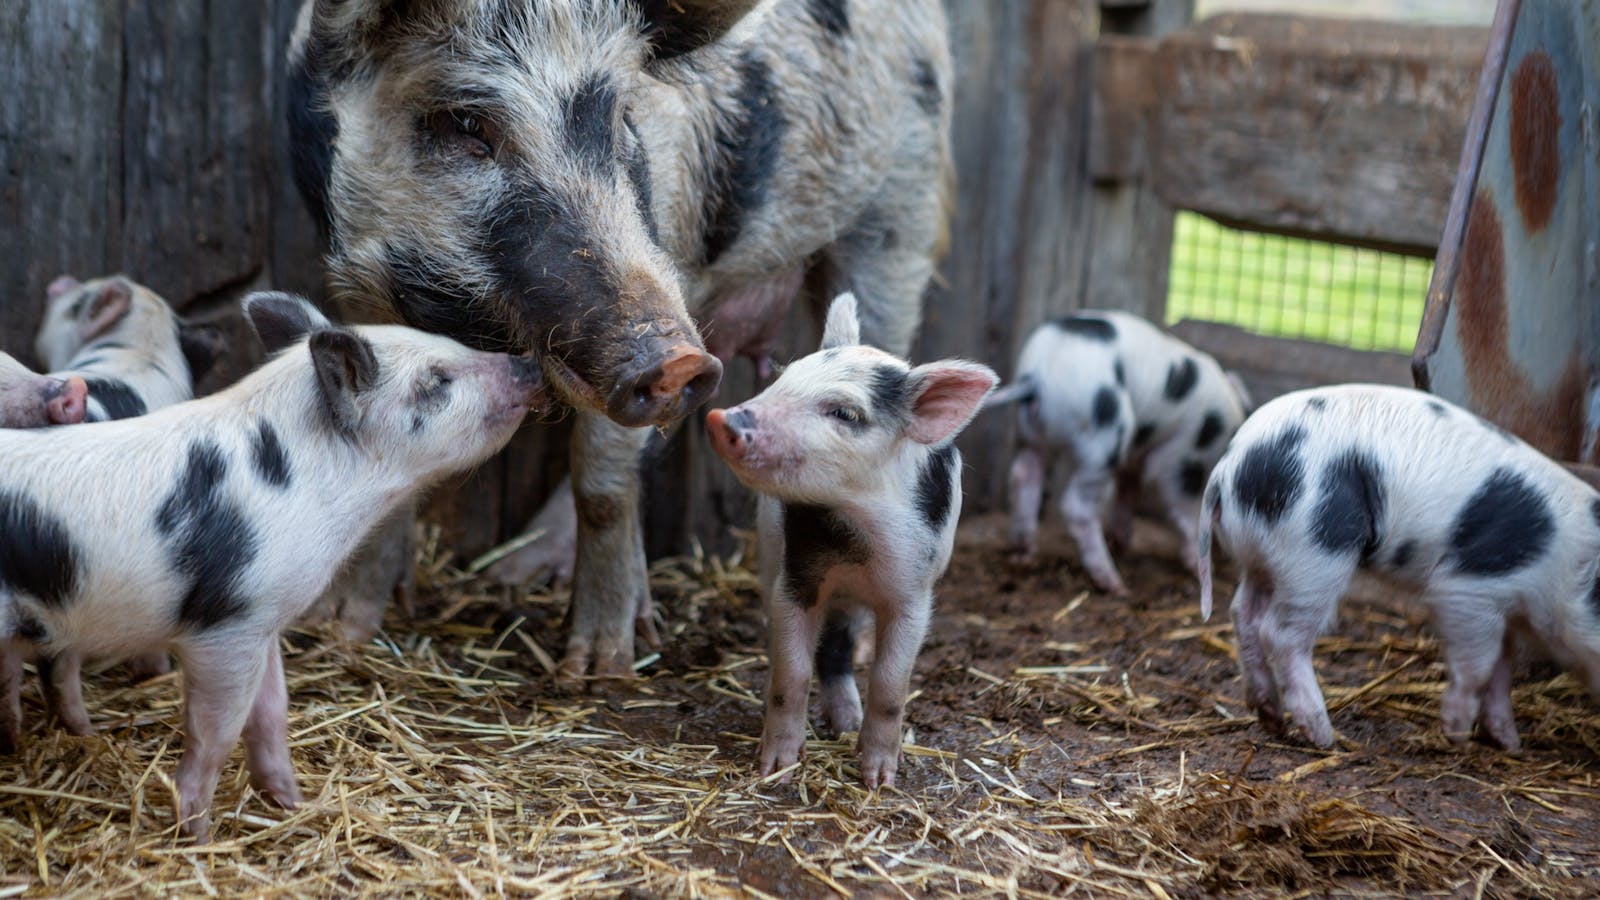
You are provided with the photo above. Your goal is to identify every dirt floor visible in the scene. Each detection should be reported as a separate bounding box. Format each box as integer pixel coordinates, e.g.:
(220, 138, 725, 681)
(4, 513, 1600, 896)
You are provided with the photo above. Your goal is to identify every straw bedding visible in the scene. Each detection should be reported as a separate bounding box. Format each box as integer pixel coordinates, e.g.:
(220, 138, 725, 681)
(2, 514, 1599, 897)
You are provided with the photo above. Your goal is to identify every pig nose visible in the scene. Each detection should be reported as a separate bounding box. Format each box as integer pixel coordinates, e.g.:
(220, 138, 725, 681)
(705, 407, 755, 458)
(607, 344, 724, 427)
(46, 376, 87, 425)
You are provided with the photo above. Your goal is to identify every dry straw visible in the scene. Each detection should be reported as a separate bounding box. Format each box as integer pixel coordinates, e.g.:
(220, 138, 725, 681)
(1, 526, 1597, 897)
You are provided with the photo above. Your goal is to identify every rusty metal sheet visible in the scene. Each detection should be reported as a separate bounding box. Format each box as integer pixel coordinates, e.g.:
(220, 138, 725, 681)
(1413, 0, 1600, 464)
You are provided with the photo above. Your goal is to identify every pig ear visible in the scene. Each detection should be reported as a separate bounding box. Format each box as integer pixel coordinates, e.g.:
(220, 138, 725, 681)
(820, 293, 861, 350)
(176, 318, 230, 383)
(47, 275, 82, 301)
(904, 361, 999, 446)
(310, 329, 379, 435)
(80, 278, 134, 342)
(244, 291, 335, 353)
(634, 0, 765, 61)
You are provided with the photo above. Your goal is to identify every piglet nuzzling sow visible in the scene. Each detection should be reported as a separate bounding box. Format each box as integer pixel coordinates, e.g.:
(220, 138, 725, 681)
(706, 294, 996, 787)
(0, 292, 543, 839)
(1198, 384, 1600, 752)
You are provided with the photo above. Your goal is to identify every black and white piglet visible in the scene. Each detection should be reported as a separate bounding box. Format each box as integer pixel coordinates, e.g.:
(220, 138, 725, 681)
(0, 352, 86, 427)
(37, 275, 208, 422)
(22, 274, 214, 731)
(0, 293, 542, 839)
(988, 312, 1249, 594)
(706, 294, 996, 787)
(1198, 384, 1600, 751)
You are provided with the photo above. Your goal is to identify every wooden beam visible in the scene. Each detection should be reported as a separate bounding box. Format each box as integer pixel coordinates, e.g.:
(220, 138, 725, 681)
(1169, 318, 1412, 406)
(1146, 13, 1488, 254)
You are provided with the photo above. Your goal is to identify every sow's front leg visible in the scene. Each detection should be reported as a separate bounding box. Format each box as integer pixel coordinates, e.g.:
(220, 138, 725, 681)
(562, 410, 657, 679)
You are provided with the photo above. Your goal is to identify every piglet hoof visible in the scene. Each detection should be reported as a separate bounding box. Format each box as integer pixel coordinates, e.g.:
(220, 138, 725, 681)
(1295, 718, 1337, 750)
(859, 748, 899, 790)
(1481, 714, 1522, 753)
(178, 808, 213, 843)
(820, 699, 863, 739)
(634, 596, 663, 652)
(251, 771, 303, 810)
(757, 733, 804, 782)
(1003, 546, 1037, 567)
(58, 712, 95, 738)
(1094, 575, 1130, 598)
(558, 642, 636, 683)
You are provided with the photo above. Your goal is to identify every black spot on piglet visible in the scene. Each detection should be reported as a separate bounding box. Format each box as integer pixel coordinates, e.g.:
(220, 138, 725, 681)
(782, 503, 869, 608)
(82, 376, 147, 420)
(251, 421, 292, 489)
(1311, 450, 1385, 562)
(1449, 468, 1554, 576)
(1051, 315, 1116, 342)
(1195, 411, 1225, 450)
(816, 610, 855, 682)
(156, 441, 259, 628)
(1092, 386, 1119, 428)
(1180, 458, 1208, 497)
(915, 444, 958, 528)
(1234, 426, 1307, 524)
(1164, 357, 1199, 401)
(0, 491, 81, 608)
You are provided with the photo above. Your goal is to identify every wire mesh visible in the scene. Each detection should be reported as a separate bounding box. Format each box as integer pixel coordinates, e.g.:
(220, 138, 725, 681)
(1165, 211, 1433, 353)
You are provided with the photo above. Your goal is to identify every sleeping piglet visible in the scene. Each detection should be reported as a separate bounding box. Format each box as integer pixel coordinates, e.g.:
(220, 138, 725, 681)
(0, 292, 543, 839)
(706, 293, 996, 787)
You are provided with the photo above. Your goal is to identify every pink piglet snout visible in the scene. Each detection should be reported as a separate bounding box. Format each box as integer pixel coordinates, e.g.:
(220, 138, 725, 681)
(705, 407, 758, 462)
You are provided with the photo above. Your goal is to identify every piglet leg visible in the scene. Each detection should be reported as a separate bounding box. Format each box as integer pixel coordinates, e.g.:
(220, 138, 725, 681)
(0, 644, 23, 754)
(1229, 577, 1283, 733)
(1060, 470, 1126, 595)
(1435, 600, 1507, 748)
(39, 653, 94, 736)
(486, 477, 578, 589)
(815, 610, 861, 736)
(857, 593, 932, 789)
(242, 643, 302, 808)
(1258, 590, 1340, 748)
(1005, 446, 1045, 563)
(1478, 645, 1520, 752)
(759, 588, 822, 780)
(174, 637, 271, 841)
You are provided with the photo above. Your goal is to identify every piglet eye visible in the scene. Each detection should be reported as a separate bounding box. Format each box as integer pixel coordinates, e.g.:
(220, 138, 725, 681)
(829, 407, 862, 424)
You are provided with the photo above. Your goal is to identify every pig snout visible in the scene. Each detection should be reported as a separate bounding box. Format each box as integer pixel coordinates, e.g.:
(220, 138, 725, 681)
(609, 342, 723, 428)
(706, 407, 757, 461)
(45, 376, 88, 425)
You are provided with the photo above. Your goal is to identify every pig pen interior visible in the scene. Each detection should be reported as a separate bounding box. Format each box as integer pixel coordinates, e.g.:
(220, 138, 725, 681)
(3, 510, 1599, 896)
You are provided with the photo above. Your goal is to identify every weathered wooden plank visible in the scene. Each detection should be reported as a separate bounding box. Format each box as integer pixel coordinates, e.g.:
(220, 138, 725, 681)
(0, 1, 124, 362)
(1169, 318, 1413, 405)
(121, 1, 274, 311)
(1148, 13, 1487, 253)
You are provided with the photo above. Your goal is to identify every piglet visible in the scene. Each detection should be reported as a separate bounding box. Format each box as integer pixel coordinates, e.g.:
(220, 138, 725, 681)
(37, 275, 215, 422)
(0, 352, 86, 427)
(988, 311, 1249, 594)
(706, 294, 996, 788)
(27, 275, 215, 725)
(1198, 384, 1600, 751)
(0, 292, 543, 839)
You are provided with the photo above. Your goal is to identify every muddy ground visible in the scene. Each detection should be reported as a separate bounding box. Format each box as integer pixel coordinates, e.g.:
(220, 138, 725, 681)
(6, 511, 1600, 896)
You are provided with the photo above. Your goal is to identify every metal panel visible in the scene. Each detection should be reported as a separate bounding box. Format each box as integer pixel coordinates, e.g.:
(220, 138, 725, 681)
(1413, 0, 1600, 464)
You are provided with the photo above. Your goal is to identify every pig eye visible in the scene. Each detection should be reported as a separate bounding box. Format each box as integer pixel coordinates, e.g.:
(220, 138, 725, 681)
(828, 406, 864, 426)
(417, 367, 453, 404)
(428, 109, 495, 160)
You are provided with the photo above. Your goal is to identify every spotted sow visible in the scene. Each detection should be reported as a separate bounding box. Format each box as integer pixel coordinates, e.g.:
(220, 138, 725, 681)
(1197, 384, 1600, 751)
(705, 293, 996, 787)
(0, 293, 543, 840)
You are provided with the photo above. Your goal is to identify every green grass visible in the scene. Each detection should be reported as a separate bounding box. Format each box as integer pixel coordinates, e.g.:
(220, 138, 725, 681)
(1164, 212, 1432, 353)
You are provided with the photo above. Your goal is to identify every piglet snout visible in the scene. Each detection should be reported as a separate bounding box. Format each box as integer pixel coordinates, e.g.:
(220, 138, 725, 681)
(706, 407, 757, 460)
(46, 376, 88, 425)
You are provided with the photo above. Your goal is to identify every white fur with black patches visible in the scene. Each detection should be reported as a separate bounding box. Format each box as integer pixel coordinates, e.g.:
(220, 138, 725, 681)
(0, 292, 542, 840)
(705, 294, 994, 787)
(989, 311, 1249, 595)
(1197, 384, 1600, 752)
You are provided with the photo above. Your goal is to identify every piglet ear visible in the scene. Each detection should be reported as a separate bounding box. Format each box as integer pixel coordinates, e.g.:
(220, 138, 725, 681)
(905, 360, 999, 446)
(244, 291, 335, 353)
(309, 329, 379, 435)
(47, 275, 82, 301)
(820, 292, 861, 350)
(176, 318, 230, 383)
(81, 278, 134, 342)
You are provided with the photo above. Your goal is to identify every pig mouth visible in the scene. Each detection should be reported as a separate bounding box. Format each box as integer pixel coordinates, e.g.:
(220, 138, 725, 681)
(539, 355, 608, 415)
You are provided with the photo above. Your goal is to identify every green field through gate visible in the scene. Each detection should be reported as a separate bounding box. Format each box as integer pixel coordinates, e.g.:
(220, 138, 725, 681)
(1164, 212, 1434, 354)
